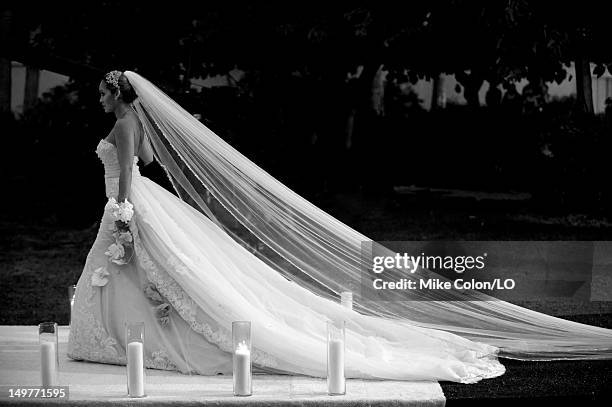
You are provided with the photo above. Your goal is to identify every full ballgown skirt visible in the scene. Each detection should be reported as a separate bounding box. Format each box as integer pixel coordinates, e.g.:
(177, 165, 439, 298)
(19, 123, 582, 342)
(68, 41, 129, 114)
(67, 139, 506, 383)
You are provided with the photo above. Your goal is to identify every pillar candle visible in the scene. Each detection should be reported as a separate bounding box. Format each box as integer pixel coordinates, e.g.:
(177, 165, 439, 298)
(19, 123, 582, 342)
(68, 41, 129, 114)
(40, 342, 57, 387)
(127, 342, 145, 397)
(327, 338, 345, 394)
(233, 343, 251, 396)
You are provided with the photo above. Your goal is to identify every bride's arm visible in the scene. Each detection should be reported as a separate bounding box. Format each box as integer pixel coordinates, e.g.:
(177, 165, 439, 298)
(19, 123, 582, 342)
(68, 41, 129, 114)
(114, 119, 135, 202)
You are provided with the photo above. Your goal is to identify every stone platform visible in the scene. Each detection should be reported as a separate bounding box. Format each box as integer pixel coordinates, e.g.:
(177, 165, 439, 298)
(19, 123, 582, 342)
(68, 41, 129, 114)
(0, 326, 445, 406)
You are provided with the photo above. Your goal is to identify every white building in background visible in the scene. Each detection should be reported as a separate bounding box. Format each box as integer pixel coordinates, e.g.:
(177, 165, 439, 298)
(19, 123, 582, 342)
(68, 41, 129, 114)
(10, 61, 69, 114)
(10, 61, 612, 115)
(409, 62, 612, 114)
(190, 69, 245, 90)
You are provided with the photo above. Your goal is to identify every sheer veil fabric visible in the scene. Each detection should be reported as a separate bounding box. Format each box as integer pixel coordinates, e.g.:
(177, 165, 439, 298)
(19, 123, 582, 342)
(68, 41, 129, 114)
(119, 71, 611, 382)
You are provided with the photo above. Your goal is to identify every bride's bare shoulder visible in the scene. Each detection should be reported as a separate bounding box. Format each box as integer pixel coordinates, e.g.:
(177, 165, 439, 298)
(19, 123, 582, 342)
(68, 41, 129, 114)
(112, 113, 138, 137)
(116, 112, 139, 130)
(112, 115, 137, 146)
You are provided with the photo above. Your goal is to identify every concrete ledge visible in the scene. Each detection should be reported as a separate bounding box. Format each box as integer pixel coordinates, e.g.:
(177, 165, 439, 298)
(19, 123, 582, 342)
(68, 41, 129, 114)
(0, 326, 445, 406)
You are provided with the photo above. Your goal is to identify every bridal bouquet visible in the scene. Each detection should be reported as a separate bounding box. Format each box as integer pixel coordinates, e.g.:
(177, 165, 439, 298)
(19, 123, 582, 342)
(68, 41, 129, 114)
(104, 197, 135, 265)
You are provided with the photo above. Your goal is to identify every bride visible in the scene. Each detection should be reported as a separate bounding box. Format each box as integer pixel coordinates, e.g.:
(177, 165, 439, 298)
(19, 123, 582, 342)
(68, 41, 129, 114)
(67, 70, 612, 384)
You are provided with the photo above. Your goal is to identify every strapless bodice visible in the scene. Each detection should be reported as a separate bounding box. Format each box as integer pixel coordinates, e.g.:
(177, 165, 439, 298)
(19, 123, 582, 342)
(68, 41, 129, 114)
(95, 139, 141, 198)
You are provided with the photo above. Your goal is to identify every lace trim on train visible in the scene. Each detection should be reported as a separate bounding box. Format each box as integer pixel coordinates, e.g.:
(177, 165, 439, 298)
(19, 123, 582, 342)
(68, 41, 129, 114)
(130, 219, 279, 369)
(457, 352, 506, 384)
(150, 349, 179, 371)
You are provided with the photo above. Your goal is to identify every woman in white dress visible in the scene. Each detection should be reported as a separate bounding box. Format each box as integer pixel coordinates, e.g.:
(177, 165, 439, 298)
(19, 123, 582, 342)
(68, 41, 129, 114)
(67, 70, 612, 383)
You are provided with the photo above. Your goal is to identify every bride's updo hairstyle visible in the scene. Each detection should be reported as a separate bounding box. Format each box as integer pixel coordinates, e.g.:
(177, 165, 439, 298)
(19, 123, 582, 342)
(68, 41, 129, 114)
(103, 70, 138, 103)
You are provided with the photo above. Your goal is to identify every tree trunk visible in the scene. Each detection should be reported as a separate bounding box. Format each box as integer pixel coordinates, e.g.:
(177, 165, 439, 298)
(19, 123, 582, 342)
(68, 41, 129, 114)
(456, 70, 483, 109)
(0, 9, 12, 114)
(361, 62, 392, 194)
(371, 64, 387, 116)
(345, 108, 355, 149)
(347, 62, 379, 151)
(464, 79, 483, 109)
(24, 65, 40, 111)
(431, 73, 445, 111)
(575, 58, 594, 114)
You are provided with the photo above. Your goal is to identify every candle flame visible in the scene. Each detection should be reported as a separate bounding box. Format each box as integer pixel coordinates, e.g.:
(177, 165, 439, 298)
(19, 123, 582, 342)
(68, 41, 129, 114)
(236, 340, 250, 354)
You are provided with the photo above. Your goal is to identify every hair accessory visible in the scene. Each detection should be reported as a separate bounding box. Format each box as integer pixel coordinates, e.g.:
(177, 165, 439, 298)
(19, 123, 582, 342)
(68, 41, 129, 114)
(105, 70, 123, 90)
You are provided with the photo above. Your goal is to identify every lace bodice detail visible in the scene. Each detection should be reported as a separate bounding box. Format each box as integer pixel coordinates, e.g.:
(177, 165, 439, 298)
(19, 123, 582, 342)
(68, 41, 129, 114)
(95, 139, 141, 198)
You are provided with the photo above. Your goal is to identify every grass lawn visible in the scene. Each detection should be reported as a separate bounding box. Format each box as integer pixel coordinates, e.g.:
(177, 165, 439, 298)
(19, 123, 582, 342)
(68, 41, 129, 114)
(441, 357, 612, 404)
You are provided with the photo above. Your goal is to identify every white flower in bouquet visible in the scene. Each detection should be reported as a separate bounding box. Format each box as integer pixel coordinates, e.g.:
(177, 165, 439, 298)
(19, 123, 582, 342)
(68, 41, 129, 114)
(105, 197, 118, 211)
(115, 202, 134, 223)
(117, 231, 133, 244)
(106, 198, 135, 223)
(102, 197, 136, 267)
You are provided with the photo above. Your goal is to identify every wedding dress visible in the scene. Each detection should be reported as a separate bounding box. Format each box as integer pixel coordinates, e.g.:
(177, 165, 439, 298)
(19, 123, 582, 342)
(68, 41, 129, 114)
(67, 137, 505, 383)
(67, 70, 611, 384)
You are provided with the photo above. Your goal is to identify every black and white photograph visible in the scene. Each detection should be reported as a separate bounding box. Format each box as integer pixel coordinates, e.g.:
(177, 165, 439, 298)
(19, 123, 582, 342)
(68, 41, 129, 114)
(1, 1, 611, 405)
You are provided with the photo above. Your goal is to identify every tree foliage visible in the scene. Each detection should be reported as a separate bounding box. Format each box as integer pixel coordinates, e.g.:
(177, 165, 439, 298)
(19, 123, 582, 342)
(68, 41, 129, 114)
(5, 2, 610, 89)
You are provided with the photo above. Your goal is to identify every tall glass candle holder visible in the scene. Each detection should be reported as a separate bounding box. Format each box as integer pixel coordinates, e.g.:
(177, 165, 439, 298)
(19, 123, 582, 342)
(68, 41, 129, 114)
(340, 291, 353, 310)
(125, 322, 146, 398)
(232, 321, 252, 396)
(327, 320, 346, 395)
(39, 322, 59, 387)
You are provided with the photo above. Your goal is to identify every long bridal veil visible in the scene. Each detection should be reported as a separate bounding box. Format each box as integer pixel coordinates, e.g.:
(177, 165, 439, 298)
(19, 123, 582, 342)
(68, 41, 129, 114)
(123, 70, 612, 362)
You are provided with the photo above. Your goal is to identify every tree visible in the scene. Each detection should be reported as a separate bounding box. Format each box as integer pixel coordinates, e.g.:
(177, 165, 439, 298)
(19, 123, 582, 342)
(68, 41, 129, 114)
(24, 65, 40, 112)
(517, 0, 612, 115)
(7, 1, 611, 126)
